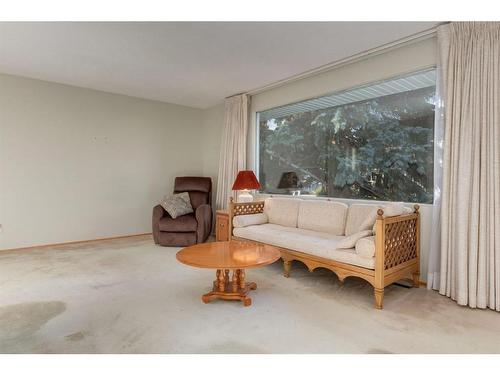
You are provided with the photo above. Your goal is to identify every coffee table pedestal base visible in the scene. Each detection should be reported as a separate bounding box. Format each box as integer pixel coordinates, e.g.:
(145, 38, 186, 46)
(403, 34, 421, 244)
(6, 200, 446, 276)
(202, 269, 257, 306)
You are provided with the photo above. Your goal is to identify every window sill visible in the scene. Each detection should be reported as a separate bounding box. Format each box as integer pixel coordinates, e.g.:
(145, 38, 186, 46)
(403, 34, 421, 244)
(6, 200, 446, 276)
(255, 193, 434, 208)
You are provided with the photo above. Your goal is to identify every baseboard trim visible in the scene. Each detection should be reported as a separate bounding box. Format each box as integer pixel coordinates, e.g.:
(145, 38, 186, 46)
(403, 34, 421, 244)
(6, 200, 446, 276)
(0, 233, 152, 253)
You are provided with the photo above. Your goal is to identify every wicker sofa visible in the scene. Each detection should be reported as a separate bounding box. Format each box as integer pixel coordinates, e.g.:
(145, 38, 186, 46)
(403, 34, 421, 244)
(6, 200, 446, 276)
(228, 197, 420, 309)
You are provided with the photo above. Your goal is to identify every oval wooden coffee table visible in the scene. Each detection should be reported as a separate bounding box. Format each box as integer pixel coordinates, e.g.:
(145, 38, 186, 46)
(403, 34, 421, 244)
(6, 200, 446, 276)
(176, 241, 281, 306)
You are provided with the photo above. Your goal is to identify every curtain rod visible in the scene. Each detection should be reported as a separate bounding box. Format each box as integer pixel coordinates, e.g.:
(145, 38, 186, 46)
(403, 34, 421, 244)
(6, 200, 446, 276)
(246, 26, 438, 96)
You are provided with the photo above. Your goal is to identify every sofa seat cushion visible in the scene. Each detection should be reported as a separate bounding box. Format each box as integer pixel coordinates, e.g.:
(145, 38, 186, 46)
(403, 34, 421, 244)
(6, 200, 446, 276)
(159, 214, 197, 232)
(264, 198, 301, 227)
(297, 200, 348, 235)
(233, 224, 374, 269)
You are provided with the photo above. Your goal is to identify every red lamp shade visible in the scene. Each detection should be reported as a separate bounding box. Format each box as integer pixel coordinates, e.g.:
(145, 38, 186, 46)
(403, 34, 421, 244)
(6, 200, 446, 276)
(232, 170, 261, 191)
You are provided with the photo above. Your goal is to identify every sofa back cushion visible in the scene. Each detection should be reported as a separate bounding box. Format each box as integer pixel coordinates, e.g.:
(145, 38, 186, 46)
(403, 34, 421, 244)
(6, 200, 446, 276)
(264, 198, 300, 227)
(297, 200, 348, 235)
(345, 203, 381, 236)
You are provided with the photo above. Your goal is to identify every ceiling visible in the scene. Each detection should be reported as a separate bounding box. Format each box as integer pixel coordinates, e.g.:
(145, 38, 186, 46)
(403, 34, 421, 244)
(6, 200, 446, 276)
(0, 22, 439, 109)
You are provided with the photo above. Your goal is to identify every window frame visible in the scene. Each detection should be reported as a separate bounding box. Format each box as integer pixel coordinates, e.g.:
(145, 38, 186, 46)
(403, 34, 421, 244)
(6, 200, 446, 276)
(253, 67, 437, 205)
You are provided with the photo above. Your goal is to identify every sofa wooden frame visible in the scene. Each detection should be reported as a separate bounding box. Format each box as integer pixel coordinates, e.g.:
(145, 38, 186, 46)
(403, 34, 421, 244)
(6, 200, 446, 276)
(228, 197, 420, 309)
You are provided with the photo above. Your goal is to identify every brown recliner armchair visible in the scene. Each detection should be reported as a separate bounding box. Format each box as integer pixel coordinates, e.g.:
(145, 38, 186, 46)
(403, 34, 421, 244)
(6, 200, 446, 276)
(153, 177, 213, 247)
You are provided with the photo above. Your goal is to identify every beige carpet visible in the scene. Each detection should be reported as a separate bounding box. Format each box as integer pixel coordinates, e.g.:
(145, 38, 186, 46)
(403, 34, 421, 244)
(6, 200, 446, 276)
(1, 235, 499, 354)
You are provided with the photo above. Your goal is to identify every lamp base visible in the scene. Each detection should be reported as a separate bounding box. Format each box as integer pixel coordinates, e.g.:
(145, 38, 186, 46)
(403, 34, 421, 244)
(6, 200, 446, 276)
(237, 190, 254, 203)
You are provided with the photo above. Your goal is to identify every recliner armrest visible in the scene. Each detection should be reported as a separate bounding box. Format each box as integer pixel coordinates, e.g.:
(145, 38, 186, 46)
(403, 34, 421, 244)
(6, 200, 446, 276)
(153, 204, 166, 222)
(152, 205, 166, 244)
(195, 204, 212, 243)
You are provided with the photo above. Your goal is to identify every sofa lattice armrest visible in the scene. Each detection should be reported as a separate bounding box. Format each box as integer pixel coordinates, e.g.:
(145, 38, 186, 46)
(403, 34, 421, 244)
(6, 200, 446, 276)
(373, 205, 420, 308)
(228, 197, 265, 240)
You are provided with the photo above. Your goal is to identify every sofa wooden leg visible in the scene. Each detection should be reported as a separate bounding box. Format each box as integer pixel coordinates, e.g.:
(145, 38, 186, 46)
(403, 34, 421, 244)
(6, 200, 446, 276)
(374, 288, 384, 309)
(412, 272, 420, 288)
(283, 260, 292, 278)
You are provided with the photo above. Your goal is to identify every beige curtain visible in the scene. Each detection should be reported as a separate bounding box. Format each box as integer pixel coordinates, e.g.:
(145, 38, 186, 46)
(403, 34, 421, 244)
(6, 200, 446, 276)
(439, 22, 500, 311)
(216, 94, 250, 210)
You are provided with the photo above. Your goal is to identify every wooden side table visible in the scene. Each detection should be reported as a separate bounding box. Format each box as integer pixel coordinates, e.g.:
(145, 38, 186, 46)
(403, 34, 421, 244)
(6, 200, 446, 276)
(215, 210, 229, 241)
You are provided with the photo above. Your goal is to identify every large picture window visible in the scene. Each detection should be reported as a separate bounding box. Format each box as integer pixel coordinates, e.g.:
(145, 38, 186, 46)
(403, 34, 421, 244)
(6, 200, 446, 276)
(257, 69, 436, 204)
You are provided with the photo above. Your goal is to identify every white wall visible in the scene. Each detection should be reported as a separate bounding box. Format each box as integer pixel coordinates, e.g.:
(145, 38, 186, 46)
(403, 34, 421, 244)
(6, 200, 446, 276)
(0, 74, 204, 250)
(249, 37, 438, 280)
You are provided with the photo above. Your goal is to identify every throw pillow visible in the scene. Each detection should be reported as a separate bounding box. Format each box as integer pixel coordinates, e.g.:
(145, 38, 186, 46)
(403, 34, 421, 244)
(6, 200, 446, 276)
(403, 206, 414, 214)
(372, 205, 415, 234)
(232, 213, 268, 228)
(336, 229, 373, 249)
(160, 192, 193, 219)
(358, 209, 379, 234)
(355, 236, 376, 258)
(383, 202, 405, 217)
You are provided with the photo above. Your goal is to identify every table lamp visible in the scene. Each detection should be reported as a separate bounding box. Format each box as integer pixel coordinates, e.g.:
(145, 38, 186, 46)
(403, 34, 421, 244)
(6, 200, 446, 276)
(232, 170, 261, 202)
